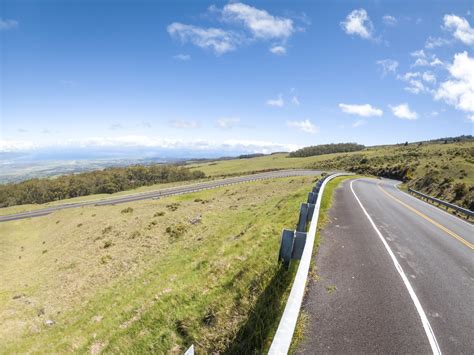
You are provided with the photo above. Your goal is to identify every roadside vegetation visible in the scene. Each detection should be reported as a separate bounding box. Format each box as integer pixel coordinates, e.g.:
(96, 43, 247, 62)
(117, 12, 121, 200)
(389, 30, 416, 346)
(288, 143, 365, 158)
(189, 137, 474, 210)
(0, 176, 316, 353)
(0, 165, 205, 208)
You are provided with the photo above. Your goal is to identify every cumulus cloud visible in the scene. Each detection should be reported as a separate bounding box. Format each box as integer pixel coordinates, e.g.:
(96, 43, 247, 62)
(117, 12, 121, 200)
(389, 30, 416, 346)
(269, 45, 286, 55)
(216, 117, 240, 129)
(340, 9, 374, 40)
(397, 72, 429, 94)
(167, 23, 242, 55)
(376, 59, 399, 76)
(222, 2, 294, 40)
(389, 103, 418, 120)
(286, 119, 319, 134)
(266, 94, 284, 107)
(338, 103, 383, 117)
(173, 53, 191, 61)
(169, 119, 198, 129)
(443, 14, 474, 45)
(435, 51, 474, 113)
(382, 15, 397, 26)
(0, 18, 18, 31)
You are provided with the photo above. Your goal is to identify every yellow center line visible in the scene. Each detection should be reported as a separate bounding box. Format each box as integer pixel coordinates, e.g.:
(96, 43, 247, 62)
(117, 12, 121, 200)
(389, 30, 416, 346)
(377, 184, 474, 250)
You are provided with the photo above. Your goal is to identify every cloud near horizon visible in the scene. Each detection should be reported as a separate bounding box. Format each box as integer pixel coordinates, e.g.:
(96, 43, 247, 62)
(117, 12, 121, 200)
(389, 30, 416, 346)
(0, 136, 300, 155)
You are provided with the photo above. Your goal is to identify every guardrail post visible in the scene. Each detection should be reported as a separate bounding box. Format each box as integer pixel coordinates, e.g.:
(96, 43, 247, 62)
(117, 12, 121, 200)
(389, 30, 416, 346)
(291, 231, 307, 260)
(307, 203, 315, 222)
(307, 192, 317, 204)
(279, 229, 295, 269)
(296, 203, 309, 232)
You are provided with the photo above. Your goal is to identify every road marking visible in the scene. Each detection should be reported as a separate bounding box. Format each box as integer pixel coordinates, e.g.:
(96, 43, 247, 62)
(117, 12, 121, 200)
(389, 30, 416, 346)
(350, 180, 441, 355)
(392, 182, 473, 228)
(378, 185, 474, 250)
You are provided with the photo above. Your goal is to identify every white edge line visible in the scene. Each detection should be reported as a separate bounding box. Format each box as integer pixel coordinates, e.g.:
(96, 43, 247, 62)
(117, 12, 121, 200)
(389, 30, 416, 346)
(350, 179, 441, 355)
(269, 173, 349, 355)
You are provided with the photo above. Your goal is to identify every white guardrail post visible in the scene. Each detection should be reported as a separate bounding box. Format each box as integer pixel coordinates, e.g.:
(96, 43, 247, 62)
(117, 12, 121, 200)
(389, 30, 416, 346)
(269, 173, 351, 354)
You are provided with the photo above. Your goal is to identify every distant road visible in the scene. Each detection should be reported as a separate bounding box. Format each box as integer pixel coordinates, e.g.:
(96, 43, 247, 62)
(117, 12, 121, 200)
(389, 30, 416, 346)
(297, 178, 473, 354)
(0, 169, 325, 223)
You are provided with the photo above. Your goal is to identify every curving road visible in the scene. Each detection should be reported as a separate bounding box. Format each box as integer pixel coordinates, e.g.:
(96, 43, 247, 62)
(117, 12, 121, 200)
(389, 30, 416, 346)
(297, 177, 473, 354)
(0, 169, 324, 223)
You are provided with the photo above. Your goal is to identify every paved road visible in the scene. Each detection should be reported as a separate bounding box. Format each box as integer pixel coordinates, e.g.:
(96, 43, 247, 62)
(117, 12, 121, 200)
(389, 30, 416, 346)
(0, 169, 324, 223)
(297, 178, 473, 354)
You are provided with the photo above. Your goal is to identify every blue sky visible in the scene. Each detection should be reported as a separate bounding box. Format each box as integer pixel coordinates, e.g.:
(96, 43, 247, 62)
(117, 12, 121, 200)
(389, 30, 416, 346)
(1, 0, 473, 158)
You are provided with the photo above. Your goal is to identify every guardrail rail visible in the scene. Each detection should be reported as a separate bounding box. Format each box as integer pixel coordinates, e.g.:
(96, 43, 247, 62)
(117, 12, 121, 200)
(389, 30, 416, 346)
(269, 173, 351, 354)
(408, 188, 473, 219)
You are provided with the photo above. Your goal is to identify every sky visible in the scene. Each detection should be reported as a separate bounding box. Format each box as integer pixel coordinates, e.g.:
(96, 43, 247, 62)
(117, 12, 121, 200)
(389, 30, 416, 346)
(1, 0, 473, 159)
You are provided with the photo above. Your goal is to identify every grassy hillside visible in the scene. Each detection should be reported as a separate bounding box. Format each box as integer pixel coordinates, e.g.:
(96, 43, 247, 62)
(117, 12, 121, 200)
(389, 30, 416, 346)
(0, 176, 318, 353)
(189, 140, 474, 209)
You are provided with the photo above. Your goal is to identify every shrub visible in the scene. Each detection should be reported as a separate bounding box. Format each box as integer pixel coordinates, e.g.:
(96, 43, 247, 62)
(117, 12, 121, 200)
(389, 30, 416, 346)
(165, 223, 188, 241)
(453, 183, 467, 201)
(121, 207, 134, 214)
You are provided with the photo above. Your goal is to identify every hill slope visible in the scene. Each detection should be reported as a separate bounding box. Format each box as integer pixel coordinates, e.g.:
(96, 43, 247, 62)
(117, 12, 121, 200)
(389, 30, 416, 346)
(189, 140, 474, 210)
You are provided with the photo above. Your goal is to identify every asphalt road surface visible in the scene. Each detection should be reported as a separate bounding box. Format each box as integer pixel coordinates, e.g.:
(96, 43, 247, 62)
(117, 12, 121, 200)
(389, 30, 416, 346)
(297, 177, 473, 354)
(0, 169, 324, 223)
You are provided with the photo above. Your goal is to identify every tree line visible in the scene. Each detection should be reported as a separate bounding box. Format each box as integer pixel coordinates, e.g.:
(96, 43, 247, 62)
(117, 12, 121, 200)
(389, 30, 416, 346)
(0, 165, 206, 207)
(288, 143, 365, 158)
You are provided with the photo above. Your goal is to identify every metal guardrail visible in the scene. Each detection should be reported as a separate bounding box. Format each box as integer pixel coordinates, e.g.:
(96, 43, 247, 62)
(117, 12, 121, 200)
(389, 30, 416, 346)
(270, 173, 352, 354)
(408, 188, 474, 218)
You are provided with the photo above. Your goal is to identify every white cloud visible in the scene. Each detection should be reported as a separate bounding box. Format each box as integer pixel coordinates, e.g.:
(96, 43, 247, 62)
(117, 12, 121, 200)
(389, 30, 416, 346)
(169, 119, 198, 129)
(443, 14, 474, 45)
(430, 57, 444, 66)
(269, 45, 286, 55)
(338, 103, 383, 117)
(266, 94, 284, 107)
(376, 59, 398, 76)
(167, 22, 242, 55)
(0, 18, 18, 31)
(291, 96, 300, 106)
(422, 71, 436, 83)
(411, 49, 426, 58)
(412, 58, 430, 67)
(425, 36, 451, 49)
(352, 119, 367, 127)
(382, 15, 397, 26)
(216, 117, 240, 129)
(435, 51, 474, 113)
(389, 103, 418, 120)
(173, 53, 191, 61)
(409, 50, 444, 67)
(0, 137, 299, 154)
(468, 115, 474, 122)
(0, 140, 36, 152)
(340, 9, 374, 40)
(222, 2, 294, 40)
(286, 119, 319, 134)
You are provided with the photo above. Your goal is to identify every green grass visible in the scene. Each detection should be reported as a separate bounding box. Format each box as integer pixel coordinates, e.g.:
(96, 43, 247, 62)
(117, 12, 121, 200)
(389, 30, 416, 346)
(0, 178, 211, 216)
(0, 176, 318, 353)
(189, 141, 473, 209)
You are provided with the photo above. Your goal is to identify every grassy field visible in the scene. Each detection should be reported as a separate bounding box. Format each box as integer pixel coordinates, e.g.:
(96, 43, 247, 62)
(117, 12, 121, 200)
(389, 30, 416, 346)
(0, 178, 213, 217)
(0, 175, 321, 353)
(190, 140, 474, 209)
